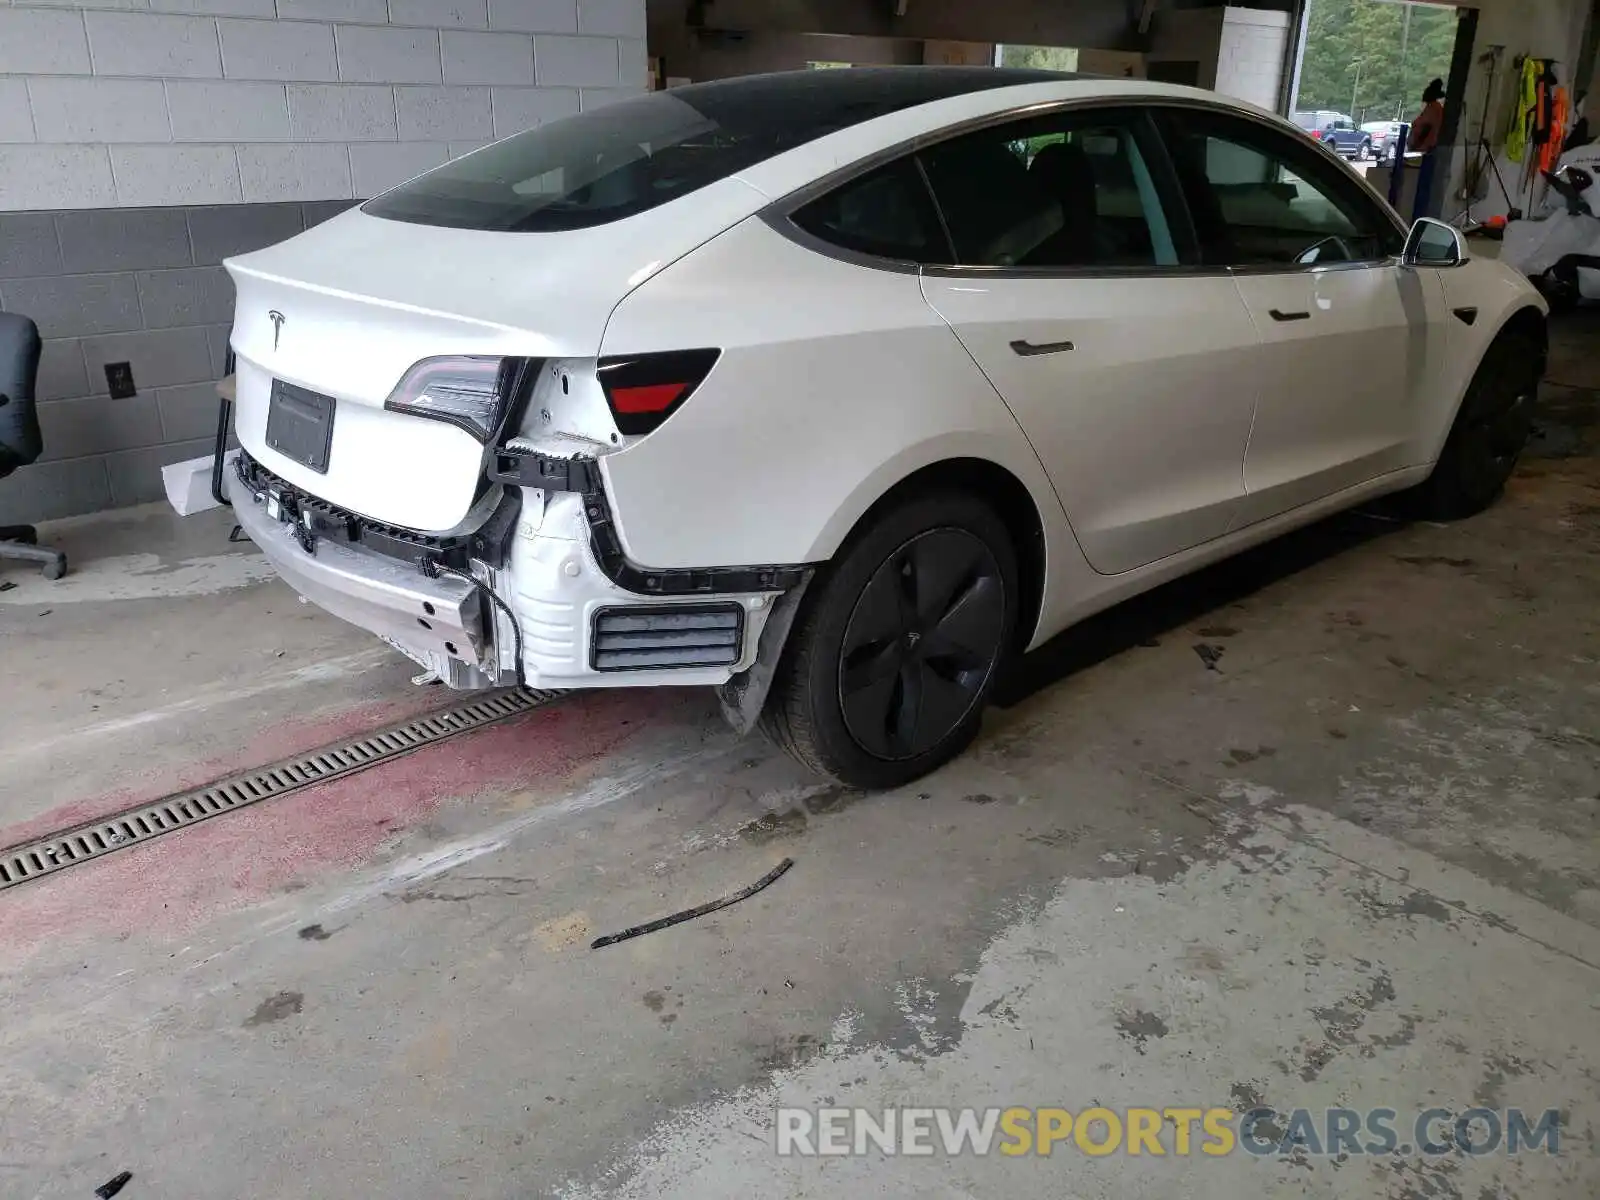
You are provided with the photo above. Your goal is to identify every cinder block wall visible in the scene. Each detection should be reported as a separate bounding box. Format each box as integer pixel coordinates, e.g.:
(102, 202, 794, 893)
(1213, 8, 1289, 114)
(0, 0, 648, 524)
(1148, 6, 1288, 108)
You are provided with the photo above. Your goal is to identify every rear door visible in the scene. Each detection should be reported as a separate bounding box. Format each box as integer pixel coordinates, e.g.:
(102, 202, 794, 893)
(916, 106, 1263, 575)
(1154, 105, 1449, 524)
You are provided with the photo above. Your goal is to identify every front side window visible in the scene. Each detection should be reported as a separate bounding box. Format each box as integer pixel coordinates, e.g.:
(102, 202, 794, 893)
(1157, 108, 1403, 267)
(915, 108, 1181, 270)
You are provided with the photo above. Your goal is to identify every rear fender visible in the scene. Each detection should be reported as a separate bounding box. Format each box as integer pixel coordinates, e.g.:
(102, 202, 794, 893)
(595, 215, 1068, 571)
(595, 213, 1087, 653)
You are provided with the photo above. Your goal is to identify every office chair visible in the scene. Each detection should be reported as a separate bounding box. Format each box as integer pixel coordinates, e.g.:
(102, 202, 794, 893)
(0, 312, 68, 580)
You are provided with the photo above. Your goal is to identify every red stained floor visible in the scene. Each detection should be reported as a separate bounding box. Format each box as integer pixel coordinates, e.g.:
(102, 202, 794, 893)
(0, 688, 676, 956)
(0, 692, 443, 852)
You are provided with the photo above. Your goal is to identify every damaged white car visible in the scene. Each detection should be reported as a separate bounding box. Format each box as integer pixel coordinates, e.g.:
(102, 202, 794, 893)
(225, 67, 1547, 787)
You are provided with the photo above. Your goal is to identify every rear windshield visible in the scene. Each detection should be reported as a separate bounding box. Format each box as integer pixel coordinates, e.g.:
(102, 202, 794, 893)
(362, 67, 1064, 232)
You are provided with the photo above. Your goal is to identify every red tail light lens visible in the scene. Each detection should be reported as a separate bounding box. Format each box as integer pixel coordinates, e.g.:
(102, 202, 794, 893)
(597, 348, 719, 436)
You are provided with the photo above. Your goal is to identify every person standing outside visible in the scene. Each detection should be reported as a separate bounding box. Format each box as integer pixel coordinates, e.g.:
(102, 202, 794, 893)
(1408, 78, 1447, 218)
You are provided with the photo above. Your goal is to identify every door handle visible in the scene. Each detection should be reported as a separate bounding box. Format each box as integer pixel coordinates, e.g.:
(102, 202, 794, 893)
(1268, 309, 1311, 322)
(1009, 338, 1076, 357)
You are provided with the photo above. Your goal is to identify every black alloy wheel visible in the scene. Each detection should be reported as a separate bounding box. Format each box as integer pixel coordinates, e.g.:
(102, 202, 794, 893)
(1455, 347, 1536, 499)
(837, 528, 1007, 761)
(760, 490, 1019, 788)
(1408, 332, 1541, 519)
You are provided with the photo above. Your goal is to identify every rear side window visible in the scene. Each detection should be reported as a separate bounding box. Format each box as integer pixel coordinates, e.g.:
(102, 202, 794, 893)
(362, 67, 1066, 232)
(790, 158, 948, 264)
(916, 108, 1181, 269)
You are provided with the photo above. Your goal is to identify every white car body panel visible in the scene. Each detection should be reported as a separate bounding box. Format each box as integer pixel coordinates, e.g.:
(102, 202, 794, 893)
(220, 70, 1547, 701)
(1230, 263, 1451, 523)
(597, 214, 1072, 571)
(1430, 255, 1554, 451)
(922, 271, 1261, 575)
(227, 177, 767, 531)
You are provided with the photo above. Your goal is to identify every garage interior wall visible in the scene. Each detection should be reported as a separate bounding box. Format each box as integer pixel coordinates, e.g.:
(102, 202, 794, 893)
(644, 0, 1154, 78)
(647, 0, 1137, 47)
(1441, 0, 1595, 221)
(649, 3, 1296, 95)
(1213, 8, 1292, 109)
(0, 0, 648, 524)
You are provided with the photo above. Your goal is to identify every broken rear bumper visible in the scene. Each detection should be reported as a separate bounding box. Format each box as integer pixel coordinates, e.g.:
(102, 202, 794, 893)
(230, 444, 807, 693)
(227, 465, 499, 686)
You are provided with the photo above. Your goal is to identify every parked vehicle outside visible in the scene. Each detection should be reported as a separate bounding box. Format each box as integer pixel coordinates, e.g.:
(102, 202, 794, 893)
(1362, 119, 1406, 162)
(1292, 109, 1374, 160)
(225, 69, 1548, 787)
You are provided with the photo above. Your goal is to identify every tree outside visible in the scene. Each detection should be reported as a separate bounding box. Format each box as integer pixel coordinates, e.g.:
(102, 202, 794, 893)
(1295, 0, 1458, 122)
(998, 45, 1081, 72)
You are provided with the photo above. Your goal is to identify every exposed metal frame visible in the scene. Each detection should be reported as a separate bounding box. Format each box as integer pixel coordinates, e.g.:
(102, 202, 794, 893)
(488, 443, 813, 596)
(236, 449, 522, 570)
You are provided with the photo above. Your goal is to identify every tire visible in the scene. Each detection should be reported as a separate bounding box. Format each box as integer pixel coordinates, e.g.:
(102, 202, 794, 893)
(1357, 140, 1372, 161)
(759, 490, 1018, 789)
(1406, 331, 1541, 520)
(42, 555, 67, 581)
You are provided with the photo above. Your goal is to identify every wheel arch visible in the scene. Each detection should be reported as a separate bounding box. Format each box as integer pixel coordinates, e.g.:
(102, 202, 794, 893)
(1495, 304, 1550, 371)
(717, 453, 1057, 741)
(821, 455, 1050, 654)
(1449, 302, 1548, 430)
(1425, 286, 1549, 464)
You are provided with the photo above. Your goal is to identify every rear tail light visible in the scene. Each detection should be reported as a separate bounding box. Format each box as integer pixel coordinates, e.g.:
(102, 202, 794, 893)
(384, 356, 512, 441)
(597, 348, 720, 436)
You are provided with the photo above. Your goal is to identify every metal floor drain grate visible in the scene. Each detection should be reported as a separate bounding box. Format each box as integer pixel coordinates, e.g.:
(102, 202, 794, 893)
(0, 687, 564, 893)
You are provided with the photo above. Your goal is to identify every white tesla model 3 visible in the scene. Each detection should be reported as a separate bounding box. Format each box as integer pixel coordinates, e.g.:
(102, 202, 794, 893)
(224, 67, 1547, 787)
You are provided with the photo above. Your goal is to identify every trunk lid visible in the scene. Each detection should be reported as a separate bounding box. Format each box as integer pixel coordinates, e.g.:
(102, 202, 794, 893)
(226, 183, 762, 532)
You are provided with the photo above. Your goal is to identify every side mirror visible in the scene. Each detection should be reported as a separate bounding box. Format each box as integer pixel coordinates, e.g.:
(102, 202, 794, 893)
(1403, 217, 1468, 267)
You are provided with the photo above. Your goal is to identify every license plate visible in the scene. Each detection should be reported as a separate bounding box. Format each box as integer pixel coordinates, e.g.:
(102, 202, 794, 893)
(265, 379, 336, 474)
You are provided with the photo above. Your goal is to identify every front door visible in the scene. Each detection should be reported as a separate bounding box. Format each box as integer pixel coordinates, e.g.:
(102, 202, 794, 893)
(915, 107, 1263, 576)
(1156, 106, 1449, 525)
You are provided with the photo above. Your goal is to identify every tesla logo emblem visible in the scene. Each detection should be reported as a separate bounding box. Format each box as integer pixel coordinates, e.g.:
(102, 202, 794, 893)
(268, 310, 285, 351)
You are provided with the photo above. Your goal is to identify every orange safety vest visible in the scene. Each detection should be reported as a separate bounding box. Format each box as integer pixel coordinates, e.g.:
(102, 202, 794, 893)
(1541, 86, 1570, 171)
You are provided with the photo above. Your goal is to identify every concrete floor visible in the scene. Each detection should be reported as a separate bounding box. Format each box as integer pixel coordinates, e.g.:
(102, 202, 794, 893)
(1, 313, 1597, 1200)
